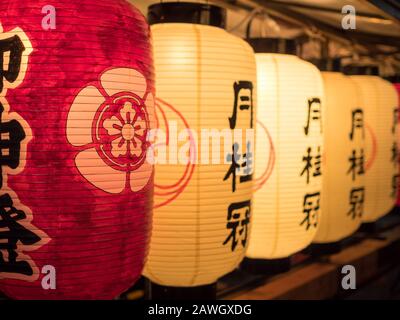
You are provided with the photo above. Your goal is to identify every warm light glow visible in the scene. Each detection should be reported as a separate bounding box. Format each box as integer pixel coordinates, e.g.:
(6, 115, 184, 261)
(0, 0, 154, 300)
(314, 72, 364, 243)
(246, 53, 324, 259)
(395, 83, 400, 206)
(144, 23, 257, 287)
(349, 76, 398, 222)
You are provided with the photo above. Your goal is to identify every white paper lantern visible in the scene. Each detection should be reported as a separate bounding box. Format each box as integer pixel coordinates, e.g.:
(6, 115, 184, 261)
(314, 71, 365, 244)
(143, 2, 257, 288)
(347, 71, 398, 222)
(245, 39, 324, 260)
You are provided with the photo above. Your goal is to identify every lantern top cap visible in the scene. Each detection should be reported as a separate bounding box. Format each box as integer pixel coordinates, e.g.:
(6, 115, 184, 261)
(385, 74, 400, 83)
(312, 58, 342, 72)
(342, 64, 379, 76)
(246, 37, 297, 55)
(147, 2, 227, 29)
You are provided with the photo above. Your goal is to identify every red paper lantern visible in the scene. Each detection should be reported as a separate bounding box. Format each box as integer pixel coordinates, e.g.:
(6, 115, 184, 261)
(0, 0, 154, 299)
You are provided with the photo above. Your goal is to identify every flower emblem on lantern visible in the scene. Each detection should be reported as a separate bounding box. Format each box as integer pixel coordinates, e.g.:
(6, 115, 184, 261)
(67, 68, 154, 194)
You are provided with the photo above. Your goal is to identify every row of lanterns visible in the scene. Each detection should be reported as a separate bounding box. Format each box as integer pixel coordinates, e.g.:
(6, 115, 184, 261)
(0, 0, 398, 299)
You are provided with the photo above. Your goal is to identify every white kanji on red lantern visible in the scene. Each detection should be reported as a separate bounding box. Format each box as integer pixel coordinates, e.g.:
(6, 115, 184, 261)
(67, 68, 154, 194)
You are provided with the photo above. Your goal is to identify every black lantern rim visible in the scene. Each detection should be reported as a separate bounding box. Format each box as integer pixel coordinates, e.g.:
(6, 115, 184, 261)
(311, 58, 342, 72)
(147, 2, 227, 29)
(385, 74, 400, 83)
(246, 37, 297, 55)
(342, 64, 380, 76)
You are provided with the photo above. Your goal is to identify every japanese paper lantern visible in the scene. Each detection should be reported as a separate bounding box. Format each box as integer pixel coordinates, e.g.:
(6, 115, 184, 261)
(143, 2, 256, 290)
(245, 38, 324, 261)
(0, 0, 155, 299)
(345, 67, 398, 222)
(313, 69, 365, 244)
(394, 82, 400, 206)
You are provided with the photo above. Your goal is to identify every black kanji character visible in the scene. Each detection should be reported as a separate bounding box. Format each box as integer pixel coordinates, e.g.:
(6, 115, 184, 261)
(313, 146, 322, 178)
(0, 193, 41, 276)
(300, 146, 322, 184)
(304, 98, 322, 136)
(347, 149, 365, 181)
(349, 108, 365, 141)
(391, 142, 399, 167)
(392, 174, 399, 199)
(229, 81, 254, 130)
(0, 35, 25, 93)
(348, 187, 365, 219)
(301, 147, 313, 184)
(224, 143, 240, 192)
(0, 103, 26, 188)
(223, 200, 251, 251)
(300, 192, 320, 230)
(240, 141, 253, 183)
(392, 107, 399, 135)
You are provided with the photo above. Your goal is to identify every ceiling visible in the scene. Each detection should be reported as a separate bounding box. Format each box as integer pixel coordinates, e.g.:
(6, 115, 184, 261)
(133, 0, 400, 74)
(267, 0, 400, 37)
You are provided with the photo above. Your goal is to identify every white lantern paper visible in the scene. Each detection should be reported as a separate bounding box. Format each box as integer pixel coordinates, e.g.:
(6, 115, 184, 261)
(246, 39, 324, 260)
(349, 74, 398, 222)
(144, 3, 257, 287)
(314, 72, 365, 243)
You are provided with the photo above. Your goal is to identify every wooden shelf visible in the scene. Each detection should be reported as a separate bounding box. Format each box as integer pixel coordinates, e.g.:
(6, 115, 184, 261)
(226, 223, 400, 300)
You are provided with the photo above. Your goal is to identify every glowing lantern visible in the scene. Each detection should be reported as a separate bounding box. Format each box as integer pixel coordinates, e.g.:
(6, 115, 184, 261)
(344, 66, 398, 223)
(244, 38, 324, 262)
(0, 0, 155, 299)
(143, 2, 256, 294)
(313, 64, 365, 246)
(393, 82, 400, 206)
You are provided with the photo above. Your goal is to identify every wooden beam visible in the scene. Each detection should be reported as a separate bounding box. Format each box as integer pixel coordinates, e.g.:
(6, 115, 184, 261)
(267, 0, 387, 20)
(366, 0, 400, 21)
(246, 0, 400, 47)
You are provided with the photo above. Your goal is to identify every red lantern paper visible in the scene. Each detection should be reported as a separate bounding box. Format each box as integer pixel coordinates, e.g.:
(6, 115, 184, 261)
(0, 0, 154, 299)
